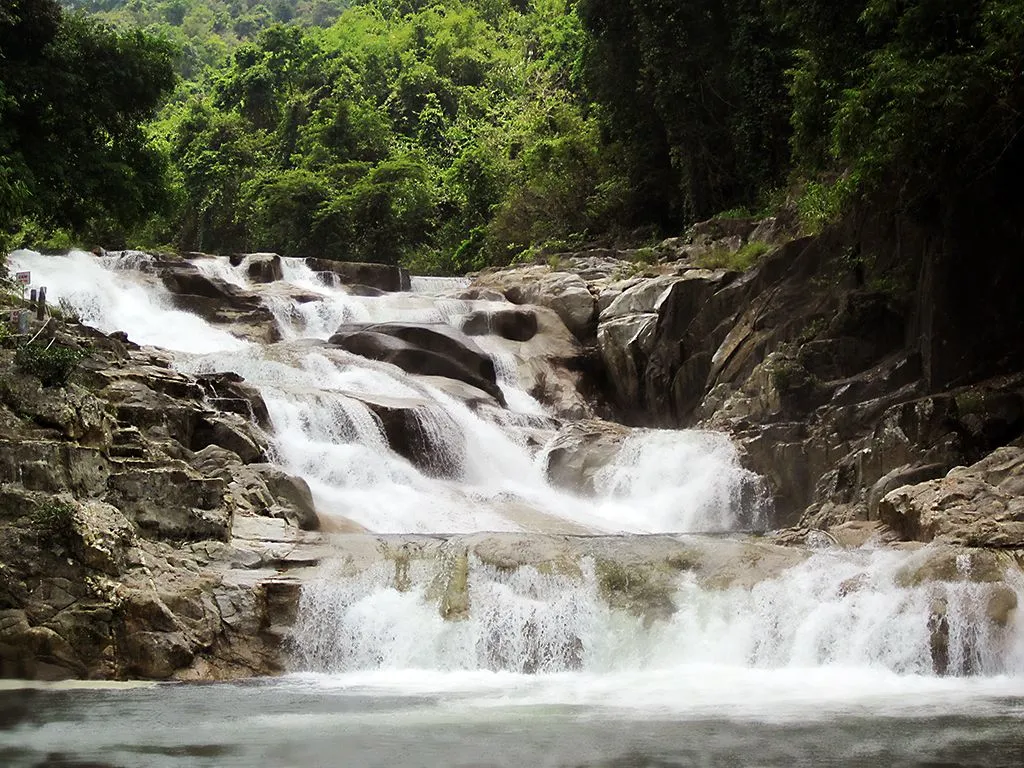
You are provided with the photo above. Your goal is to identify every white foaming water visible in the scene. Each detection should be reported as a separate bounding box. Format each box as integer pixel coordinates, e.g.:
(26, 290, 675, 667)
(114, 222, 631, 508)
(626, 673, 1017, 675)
(191, 255, 251, 289)
(591, 430, 768, 532)
(294, 558, 604, 674)
(8, 248, 762, 534)
(292, 546, 1024, 694)
(7, 249, 1024, 712)
(410, 275, 471, 294)
(7, 250, 248, 354)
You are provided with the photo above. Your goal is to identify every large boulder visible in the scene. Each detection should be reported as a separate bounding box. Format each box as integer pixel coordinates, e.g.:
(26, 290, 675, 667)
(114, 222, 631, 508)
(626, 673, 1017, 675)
(306, 258, 411, 293)
(544, 420, 632, 495)
(466, 304, 597, 420)
(328, 322, 505, 405)
(597, 314, 658, 415)
(879, 445, 1024, 546)
(599, 275, 684, 320)
(156, 262, 277, 342)
(229, 252, 283, 284)
(472, 267, 597, 341)
(364, 396, 466, 479)
(461, 307, 538, 342)
(159, 263, 262, 309)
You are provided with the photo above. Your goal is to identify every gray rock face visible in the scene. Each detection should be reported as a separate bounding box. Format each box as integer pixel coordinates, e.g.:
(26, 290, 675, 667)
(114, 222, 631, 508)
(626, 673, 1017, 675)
(329, 321, 505, 406)
(0, 319, 330, 681)
(597, 313, 658, 412)
(305, 258, 411, 292)
(230, 252, 283, 284)
(879, 446, 1024, 546)
(599, 275, 682, 320)
(367, 398, 466, 479)
(461, 307, 538, 342)
(107, 466, 229, 542)
(149, 260, 280, 343)
(544, 420, 631, 495)
(473, 267, 598, 341)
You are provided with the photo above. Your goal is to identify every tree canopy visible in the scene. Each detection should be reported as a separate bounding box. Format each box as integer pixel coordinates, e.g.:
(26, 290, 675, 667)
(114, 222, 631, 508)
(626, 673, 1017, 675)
(1, 0, 177, 249)
(3, 0, 1022, 271)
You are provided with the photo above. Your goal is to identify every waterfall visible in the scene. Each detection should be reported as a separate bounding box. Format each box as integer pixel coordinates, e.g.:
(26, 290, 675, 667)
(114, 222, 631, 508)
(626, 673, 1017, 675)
(7, 248, 764, 535)
(293, 547, 1024, 678)
(7, 248, 1023, 691)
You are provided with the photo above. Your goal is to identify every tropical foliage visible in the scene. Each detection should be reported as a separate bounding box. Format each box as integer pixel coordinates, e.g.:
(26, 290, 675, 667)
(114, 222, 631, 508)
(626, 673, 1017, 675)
(2, 0, 1022, 273)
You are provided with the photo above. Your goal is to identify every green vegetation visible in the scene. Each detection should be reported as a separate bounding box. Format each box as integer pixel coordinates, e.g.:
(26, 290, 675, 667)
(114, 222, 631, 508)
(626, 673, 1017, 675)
(696, 240, 772, 273)
(2, 0, 1022, 274)
(1, 0, 177, 250)
(30, 498, 77, 538)
(14, 342, 87, 387)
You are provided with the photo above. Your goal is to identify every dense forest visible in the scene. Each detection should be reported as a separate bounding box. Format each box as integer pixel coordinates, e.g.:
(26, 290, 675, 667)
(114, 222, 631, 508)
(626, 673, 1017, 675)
(2, 0, 1023, 274)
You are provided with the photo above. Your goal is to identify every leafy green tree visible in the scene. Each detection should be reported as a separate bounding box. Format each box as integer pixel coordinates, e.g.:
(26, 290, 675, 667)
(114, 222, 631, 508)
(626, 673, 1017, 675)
(1, 0, 176, 247)
(577, 0, 792, 226)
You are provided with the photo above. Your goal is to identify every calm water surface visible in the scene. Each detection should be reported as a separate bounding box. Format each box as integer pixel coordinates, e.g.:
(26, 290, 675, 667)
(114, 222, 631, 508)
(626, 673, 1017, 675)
(1, 674, 1022, 768)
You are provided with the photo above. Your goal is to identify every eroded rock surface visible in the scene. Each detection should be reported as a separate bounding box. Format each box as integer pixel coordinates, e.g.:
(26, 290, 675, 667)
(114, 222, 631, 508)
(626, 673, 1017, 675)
(328, 321, 505, 405)
(879, 445, 1024, 547)
(0, 317, 323, 680)
(470, 216, 1024, 547)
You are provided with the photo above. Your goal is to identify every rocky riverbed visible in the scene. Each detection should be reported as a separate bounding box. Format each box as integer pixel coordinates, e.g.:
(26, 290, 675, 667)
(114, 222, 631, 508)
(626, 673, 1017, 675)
(1, 226, 1022, 681)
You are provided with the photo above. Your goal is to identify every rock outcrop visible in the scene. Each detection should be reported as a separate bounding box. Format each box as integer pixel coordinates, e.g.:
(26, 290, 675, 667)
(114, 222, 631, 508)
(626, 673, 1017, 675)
(879, 444, 1024, 547)
(467, 212, 1024, 547)
(306, 258, 410, 293)
(231, 252, 284, 284)
(473, 266, 598, 341)
(0, 315, 323, 680)
(543, 420, 631, 495)
(328, 321, 506, 406)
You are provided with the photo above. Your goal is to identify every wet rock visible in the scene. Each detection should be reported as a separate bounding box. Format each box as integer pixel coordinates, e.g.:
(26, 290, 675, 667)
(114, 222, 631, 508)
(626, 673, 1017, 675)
(155, 262, 277, 342)
(461, 307, 538, 342)
(190, 413, 267, 464)
(254, 465, 321, 531)
(230, 252, 283, 283)
(598, 313, 657, 412)
(196, 372, 271, 428)
(329, 322, 504, 405)
(544, 420, 632, 495)
(362, 396, 466, 479)
(472, 267, 597, 341)
(306, 258, 410, 292)
(347, 284, 386, 297)
(468, 304, 596, 421)
(159, 264, 262, 311)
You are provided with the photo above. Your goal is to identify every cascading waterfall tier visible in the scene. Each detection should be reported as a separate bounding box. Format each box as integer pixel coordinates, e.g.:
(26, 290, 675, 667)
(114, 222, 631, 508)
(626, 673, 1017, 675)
(8, 248, 766, 535)
(292, 542, 1024, 678)
(6, 248, 1023, 693)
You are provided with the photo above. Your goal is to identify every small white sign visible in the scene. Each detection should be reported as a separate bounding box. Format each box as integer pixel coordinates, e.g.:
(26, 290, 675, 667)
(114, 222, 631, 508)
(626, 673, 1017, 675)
(15, 271, 30, 285)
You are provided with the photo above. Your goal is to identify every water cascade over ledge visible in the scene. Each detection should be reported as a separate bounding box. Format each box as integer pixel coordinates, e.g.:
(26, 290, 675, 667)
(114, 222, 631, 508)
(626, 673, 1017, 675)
(8, 248, 765, 535)
(6, 248, 1024, 699)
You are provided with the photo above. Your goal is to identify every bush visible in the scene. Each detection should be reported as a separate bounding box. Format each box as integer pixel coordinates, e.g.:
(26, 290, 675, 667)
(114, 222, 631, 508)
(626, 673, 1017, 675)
(30, 499, 77, 539)
(797, 175, 861, 235)
(14, 342, 87, 387)
(696, 240, 772, 272)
